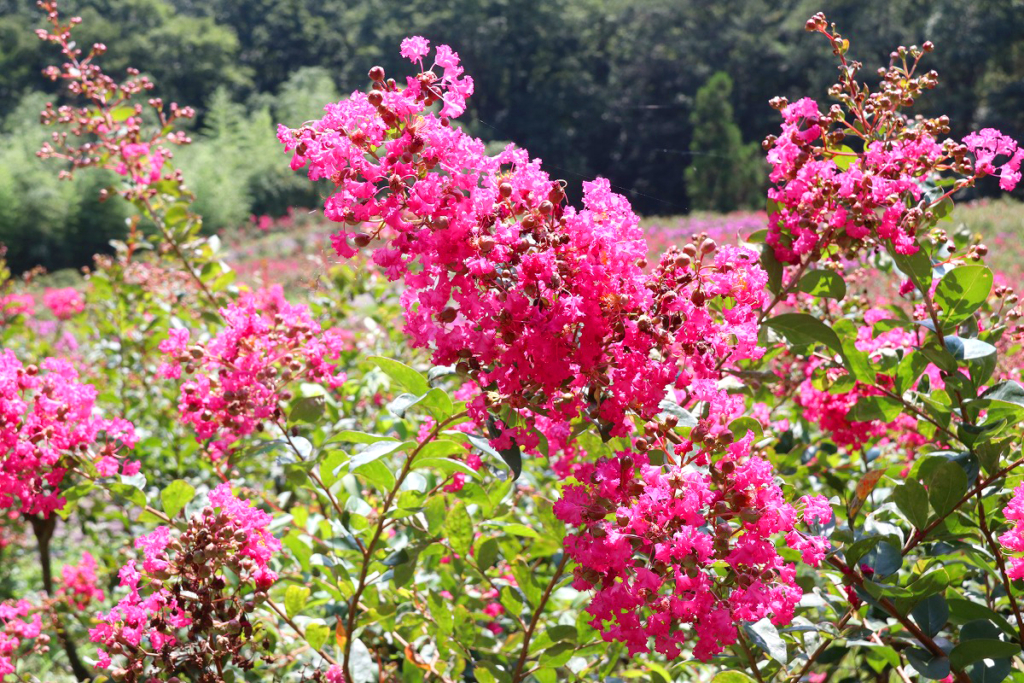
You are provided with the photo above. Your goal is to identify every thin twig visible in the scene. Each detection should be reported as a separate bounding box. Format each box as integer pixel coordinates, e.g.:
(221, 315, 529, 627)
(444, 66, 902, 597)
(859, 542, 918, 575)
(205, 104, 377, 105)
(904, 456, 1024, 554)
(510, 553, 570, 683)
(265, 597, 337, 665)
(341, 411, 469, 682)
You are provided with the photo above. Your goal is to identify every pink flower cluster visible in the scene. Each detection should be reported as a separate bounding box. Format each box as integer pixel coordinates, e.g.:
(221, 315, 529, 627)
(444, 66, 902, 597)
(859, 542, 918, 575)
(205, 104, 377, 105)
(279, 38, 830, 658)
(1, 293, 34, 322)
(160, 286, 349, 459)
(555, 432, 832, 660)
(999, 483, 1024, 579)
(963, 129, 1024, 192)
(279, 42, 767, 445)
(764, 24, 1022, 265)
(43, 287, 85, 321)
(58, 551, 105, 610)
(90, 483, 279, 678)
(0, 599, 47, 677)
(114, 142, 165, 185)
(0, 349, 137, 517)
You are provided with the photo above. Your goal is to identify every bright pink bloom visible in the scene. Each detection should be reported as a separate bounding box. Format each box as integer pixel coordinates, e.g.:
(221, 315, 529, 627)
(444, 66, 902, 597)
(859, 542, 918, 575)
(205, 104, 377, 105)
(400, 36, 430, 62)
(43, 288, 84, 320)
(0, 349, 137, 516)
(58, 552, 105, 609)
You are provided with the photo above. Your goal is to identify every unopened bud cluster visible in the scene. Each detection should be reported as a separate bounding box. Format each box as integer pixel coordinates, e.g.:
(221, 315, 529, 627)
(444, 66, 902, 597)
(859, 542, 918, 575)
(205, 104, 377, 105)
(90, 483, 279, 682)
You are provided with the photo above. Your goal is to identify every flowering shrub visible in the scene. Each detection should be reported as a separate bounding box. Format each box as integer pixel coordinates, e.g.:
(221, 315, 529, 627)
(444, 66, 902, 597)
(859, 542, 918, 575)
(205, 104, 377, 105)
(0, 4, 1022, 683)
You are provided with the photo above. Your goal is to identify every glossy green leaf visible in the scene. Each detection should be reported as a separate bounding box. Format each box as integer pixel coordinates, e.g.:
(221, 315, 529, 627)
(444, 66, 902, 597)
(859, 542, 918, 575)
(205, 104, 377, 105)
(745, 618, 787, 664)
(289, 395, 326, 423)
(306, 622, 331, 651)
(928, 460, 968, 516)
(935, 265, 993, 327)
(950, 640, 1021, 670)
(368, 356, 429, 395)
(797, 269, 847, 299)
(765, 313, 843, 355)
(893, 478, 930, 529)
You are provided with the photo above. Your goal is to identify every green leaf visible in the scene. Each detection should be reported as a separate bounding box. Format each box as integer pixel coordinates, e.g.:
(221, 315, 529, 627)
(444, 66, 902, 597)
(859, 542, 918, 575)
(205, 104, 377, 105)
(427, 593, 453, 635)
(418, 387, 454, 421)
(539, 642, 575, 668)
(888, 240, 933, 292)
(745, 618, 788, 664)
(981, 380, 1024, 406)
(729, 416, 764, 440)
(319, 450, 348, 488)
(349, 440, 409, 470)
(797, 269, 847, 300)
(369, 356, 429, 395)
(110, 105, 136, 122)
(765, 313, 843, 356)
(290, 396, 326, 424)
(351, 458, 396, 491)
(330, 431, 399, 445)
(893, 478, 930, 529)
(944, 335, 997, 361)
(935, 265, 993, 327)
(284, 585, 310, 618)
(845, 536, 883, 568)
(950, 640, 1021, 670)
(761, 242, 783, 295)
(906, 648, 951, 680)
(306, 622, 331, 651)
(928, 460, 968, 516)
(897, 351, 930, 394)
(414, 458, 479, 477)
(160, 480, 196, 519)
(711, 673, 758, 683)
(444, 502, 473, 558)
(849, 395, 903, 422)
(475, 537, 499, 569)
(423, 497, 446, 535)
(386, 388, 452, 420)
(912, 594, 949, 638)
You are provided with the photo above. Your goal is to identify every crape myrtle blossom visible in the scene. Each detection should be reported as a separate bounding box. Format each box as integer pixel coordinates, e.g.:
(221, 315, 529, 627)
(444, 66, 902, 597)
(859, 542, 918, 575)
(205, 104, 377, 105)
(0, 348, 137, 517)
(278, 40, 765, 446)
(43, 287, 85, 320)
(763, 17, 1023, 265)
(554, 433, 833, 660)
(58, 551, 105, 610)
(159, 285, 349, 460)
(0, 599, 48, 677)
(90, 483, 279, 681)
(999, 483, 1024, 580)
(0, 293, 34, 322)
(279, 38, 831, 658)
(36, 1, 195, 200)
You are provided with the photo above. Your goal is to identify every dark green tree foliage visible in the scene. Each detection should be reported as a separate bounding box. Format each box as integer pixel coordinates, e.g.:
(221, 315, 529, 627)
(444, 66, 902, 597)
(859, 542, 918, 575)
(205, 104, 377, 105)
(684, 72, 763, 212)
(2, 0, 1024, 272)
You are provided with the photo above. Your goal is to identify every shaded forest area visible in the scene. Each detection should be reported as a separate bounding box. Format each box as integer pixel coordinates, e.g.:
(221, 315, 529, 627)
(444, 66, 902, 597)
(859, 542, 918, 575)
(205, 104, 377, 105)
(1, 0, 1022, 273)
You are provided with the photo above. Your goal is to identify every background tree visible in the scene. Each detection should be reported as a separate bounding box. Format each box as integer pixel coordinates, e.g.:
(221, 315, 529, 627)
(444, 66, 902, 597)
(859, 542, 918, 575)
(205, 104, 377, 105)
(684, 72, 763, 212)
